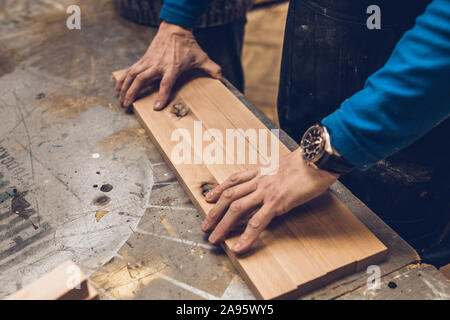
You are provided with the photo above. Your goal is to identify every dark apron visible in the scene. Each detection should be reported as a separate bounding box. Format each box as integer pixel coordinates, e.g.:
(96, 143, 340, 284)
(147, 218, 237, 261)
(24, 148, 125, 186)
(278, 0, 450, 266)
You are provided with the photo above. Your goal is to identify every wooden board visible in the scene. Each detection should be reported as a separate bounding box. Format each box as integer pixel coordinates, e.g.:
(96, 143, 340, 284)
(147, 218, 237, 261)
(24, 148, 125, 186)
(440, 264, 450, 280)
(5, 260, 98, 300)
(113, 70, 388, 299)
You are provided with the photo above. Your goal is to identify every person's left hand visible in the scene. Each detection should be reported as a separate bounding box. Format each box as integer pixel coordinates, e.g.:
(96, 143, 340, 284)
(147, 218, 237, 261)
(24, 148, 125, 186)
(201, 148, 339, 254)
(115, 21, 222, 110)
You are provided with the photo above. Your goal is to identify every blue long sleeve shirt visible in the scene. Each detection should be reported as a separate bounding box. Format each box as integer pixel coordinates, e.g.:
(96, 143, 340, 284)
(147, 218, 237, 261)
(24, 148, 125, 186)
(322, 0, 450, 170)
(160, 0, 212, 28)
(161, 0, 450, 170)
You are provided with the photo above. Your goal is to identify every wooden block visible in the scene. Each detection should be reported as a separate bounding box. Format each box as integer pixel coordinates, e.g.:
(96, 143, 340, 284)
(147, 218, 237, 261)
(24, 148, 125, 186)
(440, 264, 450, 280)
(5, 261, 98, 300)
(113, 70, 388, 299)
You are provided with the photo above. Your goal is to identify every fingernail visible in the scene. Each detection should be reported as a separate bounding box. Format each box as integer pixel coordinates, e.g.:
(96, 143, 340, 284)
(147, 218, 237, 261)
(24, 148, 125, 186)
(205, 191, 213, 200)
(154, 101, 161, 109)
(233, 242, 241, 251)
(208, 234, 217, 243)
(201, 220, 208, 231)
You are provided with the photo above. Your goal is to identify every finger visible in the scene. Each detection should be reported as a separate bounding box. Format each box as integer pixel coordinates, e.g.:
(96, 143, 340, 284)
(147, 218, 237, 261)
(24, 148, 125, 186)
(208, 190, 263, 244)
(115, 68, 129, 92)
(117, 62, 144, 93)
(232, 205, 274, 254)
(119, 64, 147, 104)
(205, 169, 258, 203)
(123, 68, 160, 107)
(154, 70, 178, 110)
(202, 179, 258, 232)
(119, 72, 137, 104)
(200, 59, 223, 80)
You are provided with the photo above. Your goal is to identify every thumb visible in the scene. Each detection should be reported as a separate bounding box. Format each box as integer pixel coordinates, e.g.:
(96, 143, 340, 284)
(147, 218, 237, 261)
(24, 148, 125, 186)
(200, 58, 223, 80)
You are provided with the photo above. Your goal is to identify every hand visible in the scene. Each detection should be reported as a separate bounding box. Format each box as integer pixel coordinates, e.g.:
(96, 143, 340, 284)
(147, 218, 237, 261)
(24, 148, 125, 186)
(201, 148, 339, 254)
(115, 21, 222, 109)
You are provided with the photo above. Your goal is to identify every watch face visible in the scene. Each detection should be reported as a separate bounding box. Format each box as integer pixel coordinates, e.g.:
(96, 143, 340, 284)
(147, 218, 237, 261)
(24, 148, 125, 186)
(301, 125, 326, 163)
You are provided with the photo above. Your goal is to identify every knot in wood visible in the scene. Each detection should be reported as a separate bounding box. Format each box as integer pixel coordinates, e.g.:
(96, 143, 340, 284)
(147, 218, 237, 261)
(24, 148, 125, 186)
(171, 103, 190, 117)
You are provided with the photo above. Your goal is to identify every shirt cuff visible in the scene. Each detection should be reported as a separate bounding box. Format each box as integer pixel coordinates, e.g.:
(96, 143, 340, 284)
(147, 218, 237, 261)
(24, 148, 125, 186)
(322, 109, 380, 171)
(160, 3, 204, 29)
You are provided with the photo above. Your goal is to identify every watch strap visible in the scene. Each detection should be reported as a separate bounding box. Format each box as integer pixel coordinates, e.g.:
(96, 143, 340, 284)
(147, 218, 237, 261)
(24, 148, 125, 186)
(316, 152, 354, 175)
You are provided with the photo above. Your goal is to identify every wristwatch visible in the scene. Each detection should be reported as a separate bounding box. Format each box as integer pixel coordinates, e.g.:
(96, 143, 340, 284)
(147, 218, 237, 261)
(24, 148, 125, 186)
(300, 124, 354, 175)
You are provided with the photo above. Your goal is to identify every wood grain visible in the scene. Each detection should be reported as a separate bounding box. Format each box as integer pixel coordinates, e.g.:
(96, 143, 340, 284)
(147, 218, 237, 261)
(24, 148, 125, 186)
(113, 70, 388, 299)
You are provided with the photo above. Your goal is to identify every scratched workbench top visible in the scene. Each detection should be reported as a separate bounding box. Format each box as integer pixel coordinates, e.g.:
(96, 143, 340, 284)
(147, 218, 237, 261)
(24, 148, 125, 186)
(1, 0, 449, 300)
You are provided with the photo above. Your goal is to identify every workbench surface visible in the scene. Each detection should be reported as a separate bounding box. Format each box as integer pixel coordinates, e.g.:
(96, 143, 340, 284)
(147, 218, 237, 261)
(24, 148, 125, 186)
(1, 0, 449, 300)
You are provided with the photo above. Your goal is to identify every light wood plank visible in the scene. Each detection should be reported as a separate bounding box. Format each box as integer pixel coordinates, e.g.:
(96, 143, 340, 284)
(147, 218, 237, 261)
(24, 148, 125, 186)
(113, 70, 387, 299)
(5, 261, 98, 300)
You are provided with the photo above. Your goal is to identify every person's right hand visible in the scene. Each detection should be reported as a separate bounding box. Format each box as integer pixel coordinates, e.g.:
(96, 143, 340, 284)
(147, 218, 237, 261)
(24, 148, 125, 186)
(115, 21, 223, 110)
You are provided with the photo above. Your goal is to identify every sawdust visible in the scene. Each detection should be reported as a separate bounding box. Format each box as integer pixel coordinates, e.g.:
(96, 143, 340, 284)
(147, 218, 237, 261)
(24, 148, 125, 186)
(41, 93, 102, 119)
(95, 210, 109, 222)
(159, 215, 177, 238)
(93, 124, 150, 153)
(90, 252, 169, 300)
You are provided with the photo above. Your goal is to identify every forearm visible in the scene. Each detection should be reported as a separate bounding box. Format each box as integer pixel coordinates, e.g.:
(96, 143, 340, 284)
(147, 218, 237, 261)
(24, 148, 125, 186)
(160, 0, 213, 28)
(322, 0, 450, 170)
